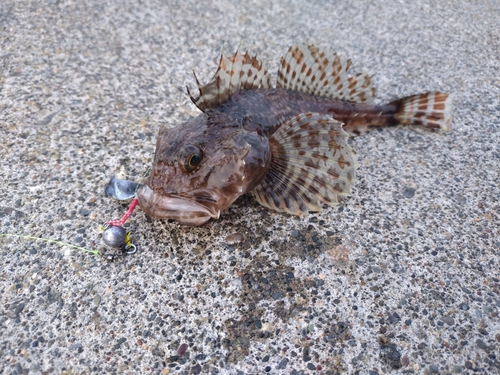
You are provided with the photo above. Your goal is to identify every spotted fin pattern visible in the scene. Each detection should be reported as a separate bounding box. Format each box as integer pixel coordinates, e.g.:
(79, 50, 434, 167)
(277, 45, 376, 103)
(188, 50, 272, 112)
(392, 92, 453, 130)
(252, 113, 358, 215)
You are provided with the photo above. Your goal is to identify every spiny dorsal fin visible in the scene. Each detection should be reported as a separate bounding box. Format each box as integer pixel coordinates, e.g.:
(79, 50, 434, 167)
(277, 45, 376, 103)
(188, 49, 272, 112)
(252, 113, 358, 215)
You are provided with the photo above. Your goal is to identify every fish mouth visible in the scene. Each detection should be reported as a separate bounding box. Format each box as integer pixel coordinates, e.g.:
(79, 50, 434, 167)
(136, 185, 220, 226)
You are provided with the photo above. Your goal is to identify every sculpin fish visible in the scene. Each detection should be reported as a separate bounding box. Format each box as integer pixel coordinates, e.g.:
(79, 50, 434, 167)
(133, 45, 453, 225)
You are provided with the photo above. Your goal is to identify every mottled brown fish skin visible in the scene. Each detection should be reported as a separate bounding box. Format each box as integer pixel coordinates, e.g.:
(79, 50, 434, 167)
(218, 88, 399, 136)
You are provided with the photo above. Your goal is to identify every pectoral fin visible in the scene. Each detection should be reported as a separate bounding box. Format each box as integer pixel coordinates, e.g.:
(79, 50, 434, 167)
(252, 113, 358, 215)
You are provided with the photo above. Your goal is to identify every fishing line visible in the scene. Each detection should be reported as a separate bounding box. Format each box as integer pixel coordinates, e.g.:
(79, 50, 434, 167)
(0, 233, 99, 255)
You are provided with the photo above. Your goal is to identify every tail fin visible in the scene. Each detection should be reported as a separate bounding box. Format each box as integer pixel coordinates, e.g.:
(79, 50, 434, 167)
(391, 92, 453, 131)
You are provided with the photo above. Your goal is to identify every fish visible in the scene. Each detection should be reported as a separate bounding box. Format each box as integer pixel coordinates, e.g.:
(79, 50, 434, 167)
(135, 45, 453, 226)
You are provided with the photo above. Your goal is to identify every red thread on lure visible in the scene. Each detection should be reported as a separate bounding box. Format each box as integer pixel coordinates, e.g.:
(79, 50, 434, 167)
(107, 198, 139, 227)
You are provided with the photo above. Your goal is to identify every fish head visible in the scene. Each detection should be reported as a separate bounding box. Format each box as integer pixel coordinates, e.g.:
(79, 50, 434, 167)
(137, 114, 271, 225)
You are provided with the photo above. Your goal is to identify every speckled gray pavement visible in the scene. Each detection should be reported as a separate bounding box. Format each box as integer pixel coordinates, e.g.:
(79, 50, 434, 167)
(1, 0, 499, 374)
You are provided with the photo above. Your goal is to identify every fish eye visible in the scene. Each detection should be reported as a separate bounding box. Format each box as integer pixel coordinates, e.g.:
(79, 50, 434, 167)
(181, 145, 204, 173)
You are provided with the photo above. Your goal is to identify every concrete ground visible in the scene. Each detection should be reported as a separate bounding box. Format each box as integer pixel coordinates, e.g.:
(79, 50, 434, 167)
(1, 0, 499, 374)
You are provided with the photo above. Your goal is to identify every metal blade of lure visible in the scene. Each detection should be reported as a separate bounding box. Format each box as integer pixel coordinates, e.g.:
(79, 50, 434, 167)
(105, 175, 141, 201)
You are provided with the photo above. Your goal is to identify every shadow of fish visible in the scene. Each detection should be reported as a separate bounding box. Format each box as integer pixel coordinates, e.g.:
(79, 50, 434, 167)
(134, 45, 453, 226)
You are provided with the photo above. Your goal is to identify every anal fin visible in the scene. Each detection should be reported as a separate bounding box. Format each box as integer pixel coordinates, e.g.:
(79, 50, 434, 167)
(252, 113, 358, 215)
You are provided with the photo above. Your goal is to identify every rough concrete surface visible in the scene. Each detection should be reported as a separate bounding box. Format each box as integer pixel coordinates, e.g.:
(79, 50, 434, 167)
(1, 0, 499, 374)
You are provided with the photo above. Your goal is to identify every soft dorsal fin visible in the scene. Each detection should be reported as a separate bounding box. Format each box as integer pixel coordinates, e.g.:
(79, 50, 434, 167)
(277, 45, 376, 103)
(251, 112, 358, 215)
(188, 49, 272, 112)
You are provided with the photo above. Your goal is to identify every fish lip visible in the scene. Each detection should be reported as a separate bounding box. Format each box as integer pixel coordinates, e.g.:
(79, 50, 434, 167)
(136, 185, 220, 226)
